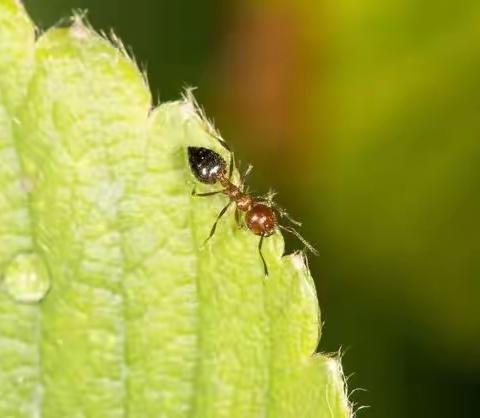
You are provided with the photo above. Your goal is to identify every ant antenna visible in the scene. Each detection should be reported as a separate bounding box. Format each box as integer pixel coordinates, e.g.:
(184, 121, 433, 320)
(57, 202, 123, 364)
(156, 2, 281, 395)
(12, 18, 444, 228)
(259, 189, 303, 227)
(278, 225, 319, 256)
(276, 206, 302, 227)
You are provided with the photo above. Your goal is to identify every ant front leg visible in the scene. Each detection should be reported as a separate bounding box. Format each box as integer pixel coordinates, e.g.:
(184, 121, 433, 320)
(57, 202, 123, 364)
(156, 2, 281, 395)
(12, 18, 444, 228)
(258, 235, 269, 277)
(234, 207, 243, 228)
(204, 200, 233, 244)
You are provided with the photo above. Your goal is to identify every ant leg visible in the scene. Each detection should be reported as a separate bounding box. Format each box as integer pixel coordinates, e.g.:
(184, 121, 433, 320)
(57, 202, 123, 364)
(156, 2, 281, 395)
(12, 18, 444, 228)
(228, 151, 235, 180)
(192, 187, 224, 197)
(211, 133, 231, 151)
(258, 235, 268, 277)
(278, 225, 319, 255)
(209, 132, 235, 180)
(234, 207, 243, 228)
(240, 164, 253, 189)
(204, 200, 233, 244)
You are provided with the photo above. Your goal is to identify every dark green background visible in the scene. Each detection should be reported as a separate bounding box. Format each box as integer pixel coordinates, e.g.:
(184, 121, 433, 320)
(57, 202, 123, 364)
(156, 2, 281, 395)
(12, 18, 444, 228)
(24, 1, 480, 417)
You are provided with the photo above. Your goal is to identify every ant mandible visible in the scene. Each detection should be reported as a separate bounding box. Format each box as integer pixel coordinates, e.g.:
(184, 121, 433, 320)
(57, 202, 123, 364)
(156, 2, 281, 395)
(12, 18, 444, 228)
(188, 138, 317, 276)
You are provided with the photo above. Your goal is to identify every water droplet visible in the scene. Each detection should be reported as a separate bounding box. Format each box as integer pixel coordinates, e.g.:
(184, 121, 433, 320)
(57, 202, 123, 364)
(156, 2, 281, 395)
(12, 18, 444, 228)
(2, 253, 51, 303)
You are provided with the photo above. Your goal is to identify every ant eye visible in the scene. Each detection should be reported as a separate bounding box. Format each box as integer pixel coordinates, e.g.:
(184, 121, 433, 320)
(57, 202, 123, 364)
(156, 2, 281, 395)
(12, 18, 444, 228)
(188, 147, 226, 184)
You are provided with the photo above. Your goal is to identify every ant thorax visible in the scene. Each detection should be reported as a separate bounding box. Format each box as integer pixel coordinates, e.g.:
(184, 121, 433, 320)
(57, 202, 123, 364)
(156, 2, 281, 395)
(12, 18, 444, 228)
(236, 195, 253, 212)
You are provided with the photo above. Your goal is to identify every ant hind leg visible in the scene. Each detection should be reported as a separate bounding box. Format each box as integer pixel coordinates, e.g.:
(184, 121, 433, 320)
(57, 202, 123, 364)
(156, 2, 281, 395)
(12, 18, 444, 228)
(211, 133, 231, 152)
(192, 187, 224, 197)
(210, 132, 235, 180)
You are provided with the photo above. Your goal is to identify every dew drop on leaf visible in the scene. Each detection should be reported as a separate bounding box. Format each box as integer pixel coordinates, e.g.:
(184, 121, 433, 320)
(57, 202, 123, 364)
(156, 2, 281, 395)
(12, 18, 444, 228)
(2, 252, 51, 303)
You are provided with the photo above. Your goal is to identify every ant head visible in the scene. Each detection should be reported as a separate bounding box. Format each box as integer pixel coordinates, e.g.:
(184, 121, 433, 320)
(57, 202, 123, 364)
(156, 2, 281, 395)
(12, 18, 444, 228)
(245, 203, 278, 237)
(188, 146, 227, 184)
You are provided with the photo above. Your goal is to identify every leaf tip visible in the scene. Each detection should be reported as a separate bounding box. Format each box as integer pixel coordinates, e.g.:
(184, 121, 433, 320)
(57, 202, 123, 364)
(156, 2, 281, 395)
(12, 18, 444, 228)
(179, 95, 197, 120)
(322, 355, 354, 417)
(69, 13, 91, 40)
(290, 250, 307, 272)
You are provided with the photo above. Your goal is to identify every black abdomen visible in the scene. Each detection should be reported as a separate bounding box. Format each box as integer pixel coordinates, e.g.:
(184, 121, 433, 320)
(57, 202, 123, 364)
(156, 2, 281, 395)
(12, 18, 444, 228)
(188, 147, 226, 184)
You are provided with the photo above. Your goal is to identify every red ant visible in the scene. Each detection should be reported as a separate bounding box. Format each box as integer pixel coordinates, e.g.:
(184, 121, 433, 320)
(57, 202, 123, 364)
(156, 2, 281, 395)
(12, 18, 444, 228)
(188, 139, 317, 276)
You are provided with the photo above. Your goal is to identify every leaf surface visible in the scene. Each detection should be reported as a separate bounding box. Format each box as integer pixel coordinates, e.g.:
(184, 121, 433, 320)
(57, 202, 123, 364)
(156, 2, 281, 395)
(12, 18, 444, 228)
(0, 1, 351, 417)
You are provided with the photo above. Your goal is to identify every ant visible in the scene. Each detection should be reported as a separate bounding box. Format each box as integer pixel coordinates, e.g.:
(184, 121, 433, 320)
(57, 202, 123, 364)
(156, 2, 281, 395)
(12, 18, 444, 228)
(188, 139, 317, 276)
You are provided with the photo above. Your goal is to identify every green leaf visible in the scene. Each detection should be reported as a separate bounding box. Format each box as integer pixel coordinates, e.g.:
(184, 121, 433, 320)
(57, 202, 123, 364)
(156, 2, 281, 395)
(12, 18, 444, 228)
(0, 1, 351, 417)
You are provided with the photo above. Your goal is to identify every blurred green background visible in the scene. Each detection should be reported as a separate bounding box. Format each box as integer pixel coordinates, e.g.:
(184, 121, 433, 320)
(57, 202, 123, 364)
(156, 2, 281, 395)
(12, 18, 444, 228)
(24, 1, 480, 417)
